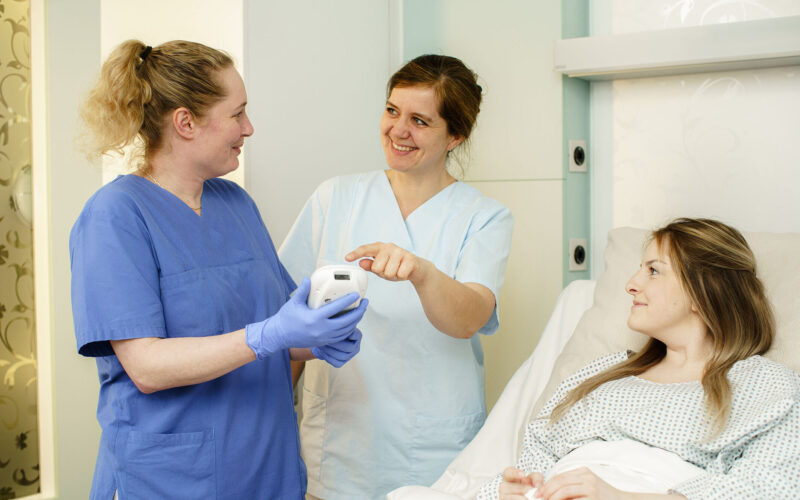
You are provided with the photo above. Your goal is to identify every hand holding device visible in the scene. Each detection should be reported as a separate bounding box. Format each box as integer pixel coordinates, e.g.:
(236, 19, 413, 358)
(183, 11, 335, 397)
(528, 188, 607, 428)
(311, 328, 363, 367)
(307, 265, 368, 310)
(245, 278, 367, 359)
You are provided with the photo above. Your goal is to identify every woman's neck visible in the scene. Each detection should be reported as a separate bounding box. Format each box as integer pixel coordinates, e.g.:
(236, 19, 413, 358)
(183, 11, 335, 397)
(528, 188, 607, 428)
(141, 154, 205, 210)
(641, 327, 714, 383)
(386, 167, 455, 219)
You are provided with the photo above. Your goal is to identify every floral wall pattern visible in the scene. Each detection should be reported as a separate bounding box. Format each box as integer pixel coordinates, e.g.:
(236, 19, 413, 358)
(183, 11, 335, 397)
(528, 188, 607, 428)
(0, 0, 39, 498)
(607, 0, 800, 235)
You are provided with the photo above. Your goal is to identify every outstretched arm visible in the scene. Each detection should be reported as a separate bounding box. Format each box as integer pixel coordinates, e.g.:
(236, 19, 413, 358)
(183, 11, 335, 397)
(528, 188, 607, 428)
(113, 281, 367, 393)
(346, 242, 495, 338)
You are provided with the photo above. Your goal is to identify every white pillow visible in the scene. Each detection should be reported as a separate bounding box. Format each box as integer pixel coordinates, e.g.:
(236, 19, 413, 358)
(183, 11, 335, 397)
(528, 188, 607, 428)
(531, 227, 800, 417)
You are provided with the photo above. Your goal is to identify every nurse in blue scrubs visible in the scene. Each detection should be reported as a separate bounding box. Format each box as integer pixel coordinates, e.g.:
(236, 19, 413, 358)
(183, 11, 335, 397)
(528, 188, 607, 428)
(280, 54, 514, 499)
(70, 40, 367, 500)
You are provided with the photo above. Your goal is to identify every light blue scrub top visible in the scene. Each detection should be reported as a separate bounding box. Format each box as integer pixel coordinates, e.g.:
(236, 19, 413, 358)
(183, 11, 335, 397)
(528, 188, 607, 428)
(70, 175, 306, 500)
(279, 170, 513, 499)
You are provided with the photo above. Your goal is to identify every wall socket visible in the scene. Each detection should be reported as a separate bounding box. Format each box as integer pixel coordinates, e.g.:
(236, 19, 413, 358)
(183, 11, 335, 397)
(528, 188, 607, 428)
(569, 139, 587, 173)
(569, 238, 588, 271)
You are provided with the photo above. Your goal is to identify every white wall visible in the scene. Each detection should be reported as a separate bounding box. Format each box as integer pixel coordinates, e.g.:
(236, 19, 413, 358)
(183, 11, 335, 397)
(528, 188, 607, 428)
(244, 0, 391, 244)
(100, 0, 245, 186)
(591, 0, 800, 276)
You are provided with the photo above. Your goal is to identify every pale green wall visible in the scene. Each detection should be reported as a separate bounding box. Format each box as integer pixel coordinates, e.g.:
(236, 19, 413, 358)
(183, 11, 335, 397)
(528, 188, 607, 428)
(402, 0, 442, 62)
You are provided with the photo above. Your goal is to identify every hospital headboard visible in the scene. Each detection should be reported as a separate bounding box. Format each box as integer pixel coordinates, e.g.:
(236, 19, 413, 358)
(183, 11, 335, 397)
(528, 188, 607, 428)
(532, 227, 800, 417)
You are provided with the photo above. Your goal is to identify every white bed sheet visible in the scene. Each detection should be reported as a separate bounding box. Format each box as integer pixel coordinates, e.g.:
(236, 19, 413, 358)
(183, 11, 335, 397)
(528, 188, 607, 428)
(388, 280, 597, 500)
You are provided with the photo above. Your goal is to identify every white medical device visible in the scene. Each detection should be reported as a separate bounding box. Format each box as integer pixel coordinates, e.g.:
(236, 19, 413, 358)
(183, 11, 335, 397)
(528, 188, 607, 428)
(307, 265, 368, 311)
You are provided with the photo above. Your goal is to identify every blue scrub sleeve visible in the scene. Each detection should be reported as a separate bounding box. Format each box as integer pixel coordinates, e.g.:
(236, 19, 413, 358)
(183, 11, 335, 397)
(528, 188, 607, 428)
(70, 194, 166, 357)
(454, 204, 514, 335)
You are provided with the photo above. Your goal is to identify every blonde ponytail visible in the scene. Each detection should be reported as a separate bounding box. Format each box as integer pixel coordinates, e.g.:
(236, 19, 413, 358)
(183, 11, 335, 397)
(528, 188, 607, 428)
(79, 39, 233, 168)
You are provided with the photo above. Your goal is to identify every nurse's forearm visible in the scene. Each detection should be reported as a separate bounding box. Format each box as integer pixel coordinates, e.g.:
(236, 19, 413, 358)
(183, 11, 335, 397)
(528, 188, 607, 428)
(411, 260, 495, 339)
(289, 348, 314, 361)
(110, 330, 256, 394)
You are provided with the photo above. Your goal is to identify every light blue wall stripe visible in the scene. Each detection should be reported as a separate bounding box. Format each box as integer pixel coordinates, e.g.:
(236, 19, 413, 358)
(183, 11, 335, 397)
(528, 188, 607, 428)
(562, 0, 591, 286)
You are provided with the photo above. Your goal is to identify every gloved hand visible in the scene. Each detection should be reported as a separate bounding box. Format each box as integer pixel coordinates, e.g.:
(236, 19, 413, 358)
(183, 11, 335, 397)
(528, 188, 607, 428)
(311, 328, 363, 368)
(245, 278, 367, 359)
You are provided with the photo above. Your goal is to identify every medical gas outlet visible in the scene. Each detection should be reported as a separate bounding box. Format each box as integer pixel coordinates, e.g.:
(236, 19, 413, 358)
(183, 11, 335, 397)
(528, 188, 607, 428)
(569, 238, 588, 272)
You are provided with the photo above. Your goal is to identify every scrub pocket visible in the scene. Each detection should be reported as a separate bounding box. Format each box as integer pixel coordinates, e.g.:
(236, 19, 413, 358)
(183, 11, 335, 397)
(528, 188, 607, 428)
(408, 411, 485, 485)
(122, 429, 215, 500)
(159, 269, 223, 337)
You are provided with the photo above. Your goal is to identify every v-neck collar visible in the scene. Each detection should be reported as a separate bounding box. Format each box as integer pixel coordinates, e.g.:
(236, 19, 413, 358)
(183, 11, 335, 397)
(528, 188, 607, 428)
(380, 170, 458, 223)
(132, 174, 206, 218)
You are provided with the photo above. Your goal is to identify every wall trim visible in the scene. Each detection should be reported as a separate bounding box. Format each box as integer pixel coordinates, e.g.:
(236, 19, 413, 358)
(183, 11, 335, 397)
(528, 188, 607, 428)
(555, 15, 800, 80)
(31, 0, 55, 496)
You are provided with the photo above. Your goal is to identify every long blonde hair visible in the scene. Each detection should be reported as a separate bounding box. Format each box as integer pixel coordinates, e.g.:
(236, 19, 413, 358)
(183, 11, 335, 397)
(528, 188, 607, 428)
(80, 40, 233, 169)
(550, 218, 774, 431)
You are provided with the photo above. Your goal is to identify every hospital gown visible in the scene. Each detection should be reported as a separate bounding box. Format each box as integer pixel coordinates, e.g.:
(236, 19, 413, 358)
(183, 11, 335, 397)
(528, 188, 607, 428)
(70, 175, 305, 500)
(477, 351, 800, 499)
(280, 170, 513, 499)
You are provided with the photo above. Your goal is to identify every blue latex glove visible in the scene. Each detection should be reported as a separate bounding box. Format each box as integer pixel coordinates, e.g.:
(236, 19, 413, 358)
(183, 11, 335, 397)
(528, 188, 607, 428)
(311, 327, 363, 368)
(245, 278, 367, 359)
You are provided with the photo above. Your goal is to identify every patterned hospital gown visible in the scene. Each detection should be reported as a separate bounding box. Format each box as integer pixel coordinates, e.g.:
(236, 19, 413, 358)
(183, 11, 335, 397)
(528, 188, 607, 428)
(477, 351, 800, 499)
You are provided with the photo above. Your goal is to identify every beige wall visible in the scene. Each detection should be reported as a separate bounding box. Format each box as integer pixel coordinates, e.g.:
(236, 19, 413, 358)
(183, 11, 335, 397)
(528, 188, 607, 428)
(401, 0, 564, 410)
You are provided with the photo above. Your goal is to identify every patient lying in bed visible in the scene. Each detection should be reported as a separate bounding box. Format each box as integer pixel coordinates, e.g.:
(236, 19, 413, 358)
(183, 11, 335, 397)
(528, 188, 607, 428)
(479, 218, 800, 500)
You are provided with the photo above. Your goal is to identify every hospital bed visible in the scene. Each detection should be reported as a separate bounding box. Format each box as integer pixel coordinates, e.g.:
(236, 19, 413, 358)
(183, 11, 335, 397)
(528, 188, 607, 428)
(389, 226, 800, 499)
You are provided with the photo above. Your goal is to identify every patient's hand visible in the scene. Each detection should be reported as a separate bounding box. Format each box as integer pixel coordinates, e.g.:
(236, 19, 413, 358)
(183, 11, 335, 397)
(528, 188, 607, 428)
(498, 467, 542, 499)
(536, 467, 626, 499)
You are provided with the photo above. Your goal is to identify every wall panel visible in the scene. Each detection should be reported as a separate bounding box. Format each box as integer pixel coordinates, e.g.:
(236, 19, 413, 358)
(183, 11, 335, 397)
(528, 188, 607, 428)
(476, 180, 562, 409)
(244, 0, 390, 245)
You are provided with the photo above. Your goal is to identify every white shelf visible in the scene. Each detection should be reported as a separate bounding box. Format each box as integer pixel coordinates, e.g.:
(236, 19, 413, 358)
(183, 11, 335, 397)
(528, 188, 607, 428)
(554, 15, 800, 80)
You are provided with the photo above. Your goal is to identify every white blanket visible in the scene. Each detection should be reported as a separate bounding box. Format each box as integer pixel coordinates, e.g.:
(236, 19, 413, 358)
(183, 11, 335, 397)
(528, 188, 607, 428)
(523, 439, 704, 498)
(389, 281, 597, 500)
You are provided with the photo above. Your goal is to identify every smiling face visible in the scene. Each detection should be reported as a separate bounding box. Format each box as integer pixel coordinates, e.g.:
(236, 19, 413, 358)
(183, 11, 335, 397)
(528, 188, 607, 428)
(380, 85, 463, 175)
(625, 240, 700, 341)
(193, 66, 254, 177)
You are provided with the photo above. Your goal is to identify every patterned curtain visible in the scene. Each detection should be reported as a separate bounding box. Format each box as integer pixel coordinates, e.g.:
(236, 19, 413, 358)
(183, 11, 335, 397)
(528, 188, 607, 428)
(0, 0, 39, 497)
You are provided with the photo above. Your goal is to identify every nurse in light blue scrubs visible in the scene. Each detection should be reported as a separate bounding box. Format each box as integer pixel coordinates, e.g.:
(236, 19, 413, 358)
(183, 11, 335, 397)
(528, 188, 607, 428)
(280, 54, 514, 499)
(70, 40, 367, 500)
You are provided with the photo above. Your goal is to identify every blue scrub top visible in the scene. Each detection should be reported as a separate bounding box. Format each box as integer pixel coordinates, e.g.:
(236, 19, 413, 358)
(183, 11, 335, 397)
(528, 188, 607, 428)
(280, 170, 513, 499)
(70, 175, 306, 500)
